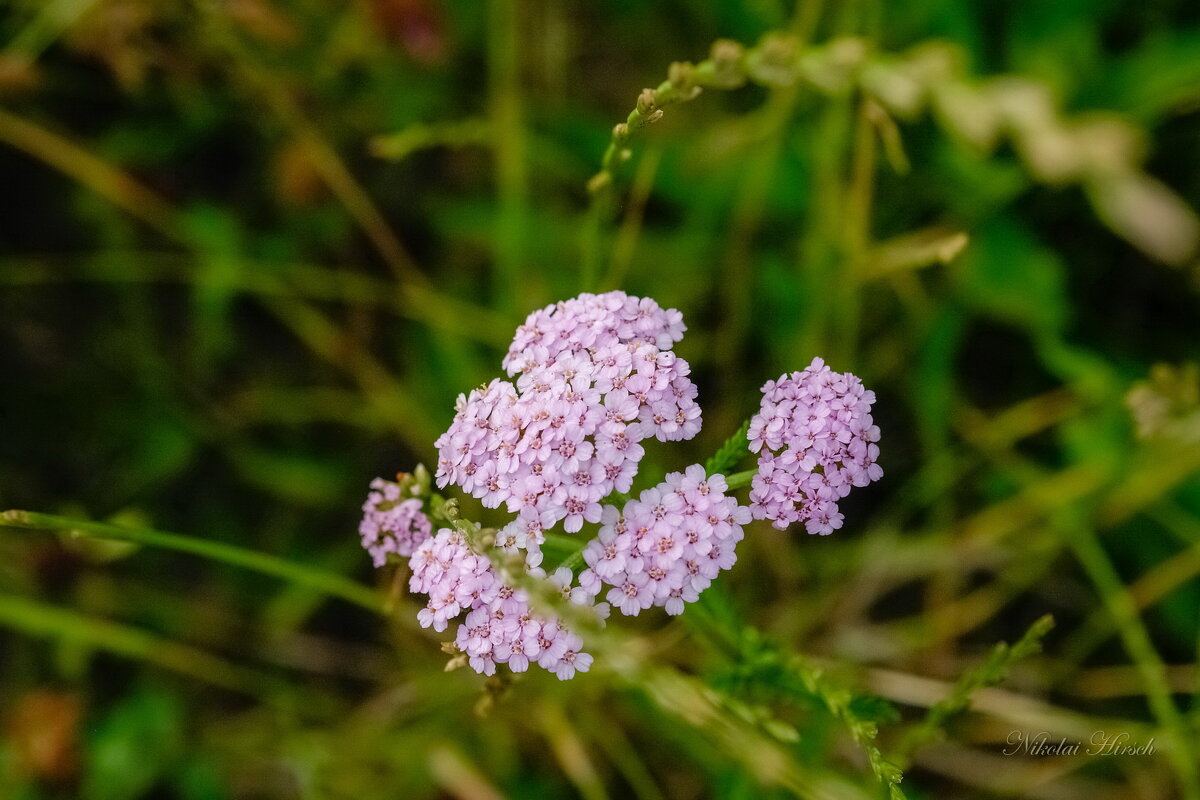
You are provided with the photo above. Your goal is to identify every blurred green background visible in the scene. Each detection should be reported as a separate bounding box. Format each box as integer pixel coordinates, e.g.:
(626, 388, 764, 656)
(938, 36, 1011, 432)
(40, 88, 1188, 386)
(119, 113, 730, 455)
(2, 0, 1200, 798)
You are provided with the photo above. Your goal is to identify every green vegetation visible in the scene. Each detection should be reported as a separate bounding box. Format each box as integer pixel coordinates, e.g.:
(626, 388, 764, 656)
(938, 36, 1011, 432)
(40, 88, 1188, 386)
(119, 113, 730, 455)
(2, 0, 1199, 797)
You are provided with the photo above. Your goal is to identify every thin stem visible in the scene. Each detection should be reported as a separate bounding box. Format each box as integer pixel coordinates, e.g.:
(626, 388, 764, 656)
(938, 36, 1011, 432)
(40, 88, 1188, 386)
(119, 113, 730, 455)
(0, 252, 510, 346)
(601, 146, 662, 291)
(0, 107, 182, 240)
(188, 1, 427, 287)
(558, 548, 586, 574)
(5, 0, 102, 64)
(1, 510, 384, 614)
(726, 469, 757, 490)
(488, 0, 529, 315)
(580, 190, 612, 292)
(258, 296, 437, 455)
(370, 117, 492, 161)
(0, 107, 503, 361)
(833, 97, 879, 367)
(1063, 514, 1200, 799)
(0, 592, 290, 696)
(713, 83, 801, 374)
(0, 592, 282, 696)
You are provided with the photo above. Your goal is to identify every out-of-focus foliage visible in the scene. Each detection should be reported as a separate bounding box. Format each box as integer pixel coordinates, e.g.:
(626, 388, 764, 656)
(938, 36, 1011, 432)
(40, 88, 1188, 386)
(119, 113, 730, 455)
(1, 0, 1199, 798)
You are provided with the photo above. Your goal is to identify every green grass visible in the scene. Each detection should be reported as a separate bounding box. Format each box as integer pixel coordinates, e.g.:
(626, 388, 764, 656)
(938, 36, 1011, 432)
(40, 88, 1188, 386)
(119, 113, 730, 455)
(1, 0, 1199, 798)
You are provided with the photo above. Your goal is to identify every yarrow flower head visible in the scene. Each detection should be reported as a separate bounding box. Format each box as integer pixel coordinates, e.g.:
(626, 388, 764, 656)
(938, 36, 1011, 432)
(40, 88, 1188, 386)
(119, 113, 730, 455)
(409, 528, 604, 679)
(359, 477, 432, 566)
(747, 358, 882, 534)
(360, 290, 887, 685)
(434, 292, 702, 561)
(578, 465, 752, 616)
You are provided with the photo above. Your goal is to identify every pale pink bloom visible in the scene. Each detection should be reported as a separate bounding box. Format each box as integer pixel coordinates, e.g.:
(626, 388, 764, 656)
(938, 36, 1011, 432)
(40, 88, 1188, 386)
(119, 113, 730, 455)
(748, 359, 882, 534)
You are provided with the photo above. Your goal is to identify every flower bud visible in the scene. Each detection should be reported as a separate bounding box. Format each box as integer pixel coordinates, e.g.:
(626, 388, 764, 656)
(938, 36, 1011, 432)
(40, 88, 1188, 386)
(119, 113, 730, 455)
(668, 60, 696, 91)
(708, 39, 746, 88)
(712, 39, 743, 67)
(636, 88, 657, 115)
(752, 33, 800, 86)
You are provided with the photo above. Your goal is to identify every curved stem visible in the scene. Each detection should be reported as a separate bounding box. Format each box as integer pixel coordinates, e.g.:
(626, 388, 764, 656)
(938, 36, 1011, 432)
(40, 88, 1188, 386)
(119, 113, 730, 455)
(0, 592, 283, 696)
(1063, 514, 1200, 799)
(1, 510, 383, 614)
(558, 549, 586, 574)
(725, 470, 757, 490)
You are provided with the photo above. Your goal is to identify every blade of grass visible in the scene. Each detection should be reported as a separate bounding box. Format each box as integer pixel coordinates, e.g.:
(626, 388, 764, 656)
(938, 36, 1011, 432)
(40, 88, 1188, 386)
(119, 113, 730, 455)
(1, 252, 509, 345)
(591, 716, 666, 800)
(0, 107, 181, 239)
(257, 296, 437, 454)
(601, 145, 662, 291)
(3, 0, 101, 63)
(539, 701, 611, 800)
(895, 615, 1054, 762)
(1, 510, 383, 614)
(1061, 512, 1200, 800)
(187, 2, 426, 287)
(0, 592, 280, 696)
(428, 744, 507, 800)
(487, 0, 529, 316)
(1063, 535, 1200, 669)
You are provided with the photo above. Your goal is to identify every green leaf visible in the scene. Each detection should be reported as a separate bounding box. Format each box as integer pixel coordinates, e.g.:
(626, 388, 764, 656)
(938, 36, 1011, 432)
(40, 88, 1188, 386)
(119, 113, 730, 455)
(705, 420, 752, 477)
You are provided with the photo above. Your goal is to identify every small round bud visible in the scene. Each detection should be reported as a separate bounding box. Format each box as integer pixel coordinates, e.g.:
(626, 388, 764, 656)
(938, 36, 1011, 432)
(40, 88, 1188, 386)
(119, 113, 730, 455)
(613, 122, 629, 139)
(707, 39, 747, 88)
(749, 33, 801, 86)
(711, 39, 744, 68)
(636, 88, 657, 115)
(668, 60, 696, 91)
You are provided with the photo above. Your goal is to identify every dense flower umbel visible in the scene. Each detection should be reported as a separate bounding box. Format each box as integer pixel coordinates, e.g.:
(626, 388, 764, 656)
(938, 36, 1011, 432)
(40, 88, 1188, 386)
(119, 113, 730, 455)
(747, 358, 882, 534)
(409, 528, 603, 679)
(578, 465, 752, 615)
(434, 292, 702, 562)
(363, 292, 885, 682)
(359, 477, 432, 566)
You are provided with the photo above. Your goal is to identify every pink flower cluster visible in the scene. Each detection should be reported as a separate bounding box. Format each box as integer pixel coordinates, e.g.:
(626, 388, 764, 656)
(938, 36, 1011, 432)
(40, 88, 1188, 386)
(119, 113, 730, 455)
(578, 465, 752, 616)
(747, 358, 882, 534)
(409, 528, 603, 679)
(434, 292, 702, 558)
(359, 477, 432, 567)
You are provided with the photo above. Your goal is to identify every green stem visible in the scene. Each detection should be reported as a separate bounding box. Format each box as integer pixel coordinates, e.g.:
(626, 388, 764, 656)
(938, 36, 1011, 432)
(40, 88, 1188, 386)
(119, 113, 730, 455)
(1063, 514, 1200, 799)
(1, 510, 383, 614)
(726, 470, 757, 490)
(543, 533, 588, 573)
(0, 592, 282, 696)
(488, 0, 528, 315)
(558, 549, 586, 574)
(580, 189, 611, 291)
